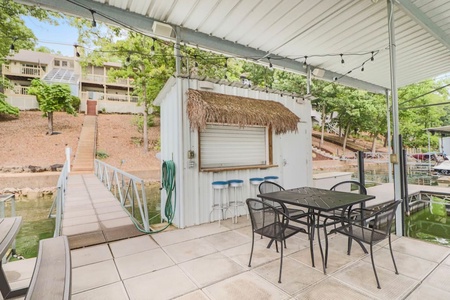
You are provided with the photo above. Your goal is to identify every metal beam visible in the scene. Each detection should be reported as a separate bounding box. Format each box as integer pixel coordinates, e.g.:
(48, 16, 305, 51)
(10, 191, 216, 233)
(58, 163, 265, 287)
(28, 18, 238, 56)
(17, 0, 387, 94)
(397, 0, 450, 52)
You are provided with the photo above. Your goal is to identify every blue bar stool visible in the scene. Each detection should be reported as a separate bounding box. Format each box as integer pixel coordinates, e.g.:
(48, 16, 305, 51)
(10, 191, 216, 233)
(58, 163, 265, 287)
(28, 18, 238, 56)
(264, 175, 279, 182)
(228, 179, 245, 223)
(249, 177, 264, 197)
(210, 181, 229, 226)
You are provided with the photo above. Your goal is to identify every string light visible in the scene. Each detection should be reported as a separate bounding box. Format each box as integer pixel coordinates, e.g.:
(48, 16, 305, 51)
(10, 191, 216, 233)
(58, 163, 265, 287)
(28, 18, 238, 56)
(371, 51, 375, 61)
(361, 63, 365, 72)
(90, 10, 97, 27)
(268, 57, 273, 68)
(150, 38, 156, 55)
(303, 56, 308, 69)
(340, 54, 344, 64)
(74, 44, 81, 57)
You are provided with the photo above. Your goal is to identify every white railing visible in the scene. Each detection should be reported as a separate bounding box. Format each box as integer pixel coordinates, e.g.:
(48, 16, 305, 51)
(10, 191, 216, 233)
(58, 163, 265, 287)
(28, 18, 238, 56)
(48, 160, 70, 237)
(80, 91, 138, 103)
(13, 86, 29, 95)
(82, 74, 131, 85)
(2, 64, 44, 77)
(94, 159, 150, 232)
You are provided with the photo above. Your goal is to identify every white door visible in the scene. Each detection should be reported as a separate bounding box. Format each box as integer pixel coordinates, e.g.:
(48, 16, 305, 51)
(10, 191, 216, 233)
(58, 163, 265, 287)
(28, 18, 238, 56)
(279, 125, 312, 189)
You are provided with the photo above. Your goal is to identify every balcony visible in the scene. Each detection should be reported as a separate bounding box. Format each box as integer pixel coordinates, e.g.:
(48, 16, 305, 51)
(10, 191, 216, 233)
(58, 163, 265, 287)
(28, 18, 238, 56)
(2, 64, 45, 78)
(80, 91, 139, 103)
(81, 74, 133, 86)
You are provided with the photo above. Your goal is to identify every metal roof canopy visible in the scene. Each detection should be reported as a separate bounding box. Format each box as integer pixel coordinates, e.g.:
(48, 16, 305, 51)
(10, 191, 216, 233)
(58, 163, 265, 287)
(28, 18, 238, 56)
(15, 0, 450, 236)
(15, 0, 450, 95)
(426, 126, 450, 135)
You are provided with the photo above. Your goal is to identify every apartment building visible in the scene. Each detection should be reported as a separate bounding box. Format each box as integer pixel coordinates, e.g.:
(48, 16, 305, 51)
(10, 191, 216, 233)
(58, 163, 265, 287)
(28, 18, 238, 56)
(2, 49, 143, 114)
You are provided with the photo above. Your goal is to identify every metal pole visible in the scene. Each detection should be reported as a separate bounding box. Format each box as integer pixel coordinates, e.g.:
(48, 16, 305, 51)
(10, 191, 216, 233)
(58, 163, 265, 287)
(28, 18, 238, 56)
(386, 89, 393, 183)
(357, 150, 365, 187)
(387, 0, 403, 236)
(306, 65, 311, 94)
(174, 26, 184, 227)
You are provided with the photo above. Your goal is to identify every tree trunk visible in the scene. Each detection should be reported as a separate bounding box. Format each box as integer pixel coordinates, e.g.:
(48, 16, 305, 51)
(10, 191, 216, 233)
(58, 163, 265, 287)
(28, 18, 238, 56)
(320, 105, 326, 148)
(47, 112, 53, 135)
(371, 133, 377, 153)
(143, 82, 148, 153)
(342, 123, 350, 155)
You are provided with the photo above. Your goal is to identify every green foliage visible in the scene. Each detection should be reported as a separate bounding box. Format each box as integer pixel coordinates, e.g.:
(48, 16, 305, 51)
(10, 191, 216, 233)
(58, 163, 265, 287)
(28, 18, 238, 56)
(71, 95, 81, 111)
(96, 150, 109, 159)
(0, 1, 61, 63)
(27, 79, 76, 115)
(0, 93, 19, 116)
(0, 77, 19, 116)
(132, 114, 154, 133)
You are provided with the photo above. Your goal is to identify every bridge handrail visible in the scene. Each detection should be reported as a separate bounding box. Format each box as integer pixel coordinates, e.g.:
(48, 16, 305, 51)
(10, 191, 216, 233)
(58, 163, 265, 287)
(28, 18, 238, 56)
(94, 159, 150, 232)
(49, 160, 70, 237)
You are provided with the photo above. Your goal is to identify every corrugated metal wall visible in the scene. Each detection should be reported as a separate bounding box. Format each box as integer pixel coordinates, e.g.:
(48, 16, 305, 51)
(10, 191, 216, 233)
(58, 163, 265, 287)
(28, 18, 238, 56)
(158, 78, 312, 228)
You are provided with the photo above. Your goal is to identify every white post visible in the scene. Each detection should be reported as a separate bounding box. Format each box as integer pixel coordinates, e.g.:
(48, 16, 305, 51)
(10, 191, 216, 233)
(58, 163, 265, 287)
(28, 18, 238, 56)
(387, 0, 403, 236)
(65, 146, 71, 173)
(386, 89, 393, 183)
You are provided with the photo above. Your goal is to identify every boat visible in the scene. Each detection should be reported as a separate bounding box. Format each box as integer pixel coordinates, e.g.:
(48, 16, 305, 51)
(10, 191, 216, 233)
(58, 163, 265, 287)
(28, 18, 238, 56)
(432, 160, 450, 175)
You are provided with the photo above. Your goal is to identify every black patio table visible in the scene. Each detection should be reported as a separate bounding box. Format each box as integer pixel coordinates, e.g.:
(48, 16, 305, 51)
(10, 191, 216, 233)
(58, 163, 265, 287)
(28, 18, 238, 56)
(258, 186, 375, 274)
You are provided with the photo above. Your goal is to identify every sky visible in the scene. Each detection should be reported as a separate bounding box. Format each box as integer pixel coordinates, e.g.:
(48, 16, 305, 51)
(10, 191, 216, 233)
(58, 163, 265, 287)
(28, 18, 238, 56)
(23, 16, 79, 57)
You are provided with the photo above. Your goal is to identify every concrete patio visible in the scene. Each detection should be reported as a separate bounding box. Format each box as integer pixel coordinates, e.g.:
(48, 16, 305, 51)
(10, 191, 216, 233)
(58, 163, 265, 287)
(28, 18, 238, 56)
(5, 215, 450, 300)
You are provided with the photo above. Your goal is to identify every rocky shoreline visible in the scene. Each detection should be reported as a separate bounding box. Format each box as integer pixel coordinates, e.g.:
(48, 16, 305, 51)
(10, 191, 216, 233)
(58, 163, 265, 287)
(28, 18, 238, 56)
(0, 164, 64, 173)
(1, 186, 57, 200)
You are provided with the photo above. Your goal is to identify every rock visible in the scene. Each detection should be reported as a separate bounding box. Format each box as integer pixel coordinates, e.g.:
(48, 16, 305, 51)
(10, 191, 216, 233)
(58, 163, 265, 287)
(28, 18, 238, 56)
(29, 165, 46, 172)
(50, 164, 64, 171)
(42, 187, 56, 195)
(27, 189, 42, 200)
(1, 188, 18, 194)
(21, 187, 31, 196)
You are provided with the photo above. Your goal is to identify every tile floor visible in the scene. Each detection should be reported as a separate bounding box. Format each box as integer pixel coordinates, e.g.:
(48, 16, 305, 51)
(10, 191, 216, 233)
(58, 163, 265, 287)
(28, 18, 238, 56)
(65, 217, 450, 299)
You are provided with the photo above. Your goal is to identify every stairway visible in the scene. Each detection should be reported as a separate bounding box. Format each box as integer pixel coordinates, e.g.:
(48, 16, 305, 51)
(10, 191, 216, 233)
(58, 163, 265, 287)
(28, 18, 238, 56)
(312, 146, 341, 160)
(71, 116, 97, 173)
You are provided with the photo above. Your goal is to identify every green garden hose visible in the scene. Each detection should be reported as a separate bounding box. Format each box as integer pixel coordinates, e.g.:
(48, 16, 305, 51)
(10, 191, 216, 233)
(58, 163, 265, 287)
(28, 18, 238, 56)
(161, 160, 176, 224)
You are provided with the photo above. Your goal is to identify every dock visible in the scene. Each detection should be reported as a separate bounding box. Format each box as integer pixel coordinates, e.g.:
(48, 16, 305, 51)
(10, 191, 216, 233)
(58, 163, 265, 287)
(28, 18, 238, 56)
(2, 177, 450, 299)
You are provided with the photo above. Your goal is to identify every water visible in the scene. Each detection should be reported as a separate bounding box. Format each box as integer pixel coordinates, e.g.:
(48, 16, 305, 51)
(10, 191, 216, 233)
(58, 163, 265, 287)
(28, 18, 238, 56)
(315, 162, 450, 246)
(12, 195, 55, 259)
(405, 204, 450, 246)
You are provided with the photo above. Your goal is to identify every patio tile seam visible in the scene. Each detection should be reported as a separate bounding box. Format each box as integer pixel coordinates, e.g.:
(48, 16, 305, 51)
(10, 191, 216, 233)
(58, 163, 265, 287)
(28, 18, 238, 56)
(71, 280, 127, 298)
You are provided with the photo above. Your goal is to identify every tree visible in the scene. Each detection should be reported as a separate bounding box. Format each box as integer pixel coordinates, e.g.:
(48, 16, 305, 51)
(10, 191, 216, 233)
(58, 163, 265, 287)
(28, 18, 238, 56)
(27, 79, 76, 135)
(0, 0, 60, 115)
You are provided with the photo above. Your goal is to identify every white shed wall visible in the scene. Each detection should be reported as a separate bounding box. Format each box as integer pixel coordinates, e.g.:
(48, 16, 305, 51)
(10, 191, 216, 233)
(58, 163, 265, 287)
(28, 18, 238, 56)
(156, 78, 312, 228)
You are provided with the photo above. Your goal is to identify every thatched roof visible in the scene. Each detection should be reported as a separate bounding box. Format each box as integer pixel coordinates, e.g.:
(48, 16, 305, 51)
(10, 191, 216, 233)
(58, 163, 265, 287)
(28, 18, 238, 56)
(187, 89, 300, 134)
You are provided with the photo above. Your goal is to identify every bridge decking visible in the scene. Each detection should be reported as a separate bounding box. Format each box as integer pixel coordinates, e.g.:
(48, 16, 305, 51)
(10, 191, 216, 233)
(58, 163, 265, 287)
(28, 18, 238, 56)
(366, 182, 450, 207)
(63, 174, 143, 249)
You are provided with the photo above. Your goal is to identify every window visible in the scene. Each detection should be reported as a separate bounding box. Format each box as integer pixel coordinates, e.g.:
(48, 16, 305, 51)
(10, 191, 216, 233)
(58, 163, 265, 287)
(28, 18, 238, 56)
(54, 60, 60, 67)
(199, 124, 272, 170)
(62, 61, 68, 67)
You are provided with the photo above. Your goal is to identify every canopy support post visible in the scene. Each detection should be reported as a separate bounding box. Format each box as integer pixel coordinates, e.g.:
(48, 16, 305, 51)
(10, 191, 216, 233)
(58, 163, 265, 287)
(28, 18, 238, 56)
(387, 0, 404, 236)
(386, 89, 393, 183)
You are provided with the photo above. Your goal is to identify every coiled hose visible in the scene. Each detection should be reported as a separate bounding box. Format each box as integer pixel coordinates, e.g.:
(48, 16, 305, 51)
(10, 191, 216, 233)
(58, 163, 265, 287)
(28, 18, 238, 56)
(161, 160, 176, 225)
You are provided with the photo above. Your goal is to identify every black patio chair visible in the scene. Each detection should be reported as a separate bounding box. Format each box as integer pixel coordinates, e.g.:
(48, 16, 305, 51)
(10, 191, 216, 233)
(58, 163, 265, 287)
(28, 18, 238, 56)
(323, 199, 402, 289)
(258, 181, 308, 220)
(324, 180, 368, 227)
(246, 198, 311, 283)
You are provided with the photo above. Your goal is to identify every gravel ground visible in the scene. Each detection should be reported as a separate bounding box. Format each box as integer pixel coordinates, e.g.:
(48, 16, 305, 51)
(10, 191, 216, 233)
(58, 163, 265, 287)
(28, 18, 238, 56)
(0, 111, 160, 172)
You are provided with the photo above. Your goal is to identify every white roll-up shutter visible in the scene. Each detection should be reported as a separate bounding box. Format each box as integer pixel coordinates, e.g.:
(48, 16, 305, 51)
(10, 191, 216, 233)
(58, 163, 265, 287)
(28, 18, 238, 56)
(200, 124, 267, 168)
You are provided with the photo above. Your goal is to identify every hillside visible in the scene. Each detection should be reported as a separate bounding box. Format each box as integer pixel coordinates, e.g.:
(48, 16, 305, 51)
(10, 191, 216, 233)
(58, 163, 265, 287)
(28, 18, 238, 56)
(0, 111, 160, 173)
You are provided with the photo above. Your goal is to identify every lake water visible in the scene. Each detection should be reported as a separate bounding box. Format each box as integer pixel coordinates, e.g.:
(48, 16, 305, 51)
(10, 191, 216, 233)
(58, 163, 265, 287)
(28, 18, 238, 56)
(320, 162, 450, 247)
